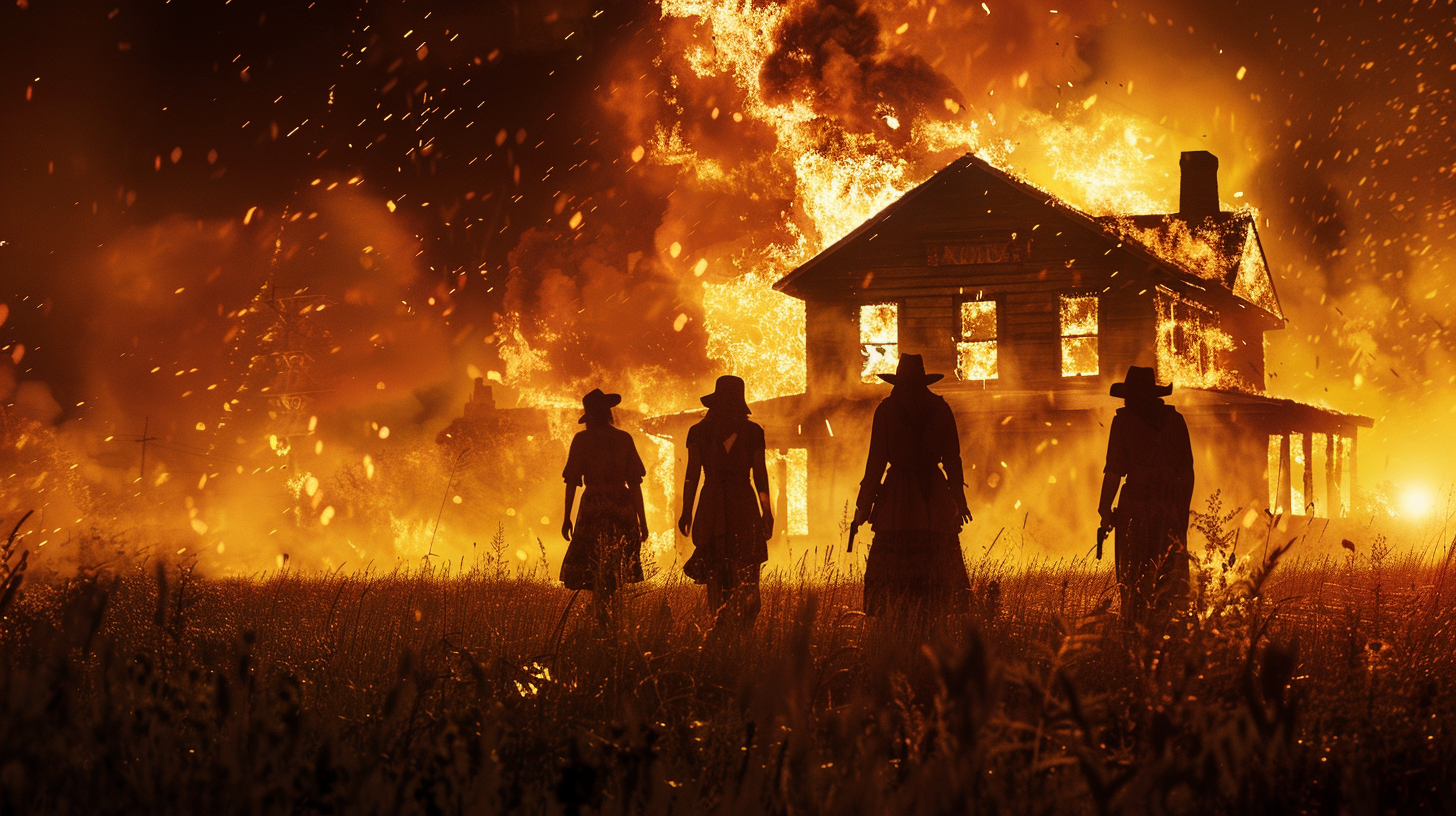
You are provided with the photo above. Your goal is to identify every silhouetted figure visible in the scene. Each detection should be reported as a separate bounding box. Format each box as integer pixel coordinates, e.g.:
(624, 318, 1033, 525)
(854, 354, 972, 618)
(1097, 366, 1195, 630)
(679, 375, 772, 628)
(561, 388, 648, 623)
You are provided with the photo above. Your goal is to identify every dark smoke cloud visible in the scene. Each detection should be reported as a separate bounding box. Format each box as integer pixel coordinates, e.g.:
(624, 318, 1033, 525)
(761, 0, 964, 136)
(503, 219, 711, 407)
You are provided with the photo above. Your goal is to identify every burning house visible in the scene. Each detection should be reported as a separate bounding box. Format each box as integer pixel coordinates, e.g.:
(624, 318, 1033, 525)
(650, 150, 1370, 546)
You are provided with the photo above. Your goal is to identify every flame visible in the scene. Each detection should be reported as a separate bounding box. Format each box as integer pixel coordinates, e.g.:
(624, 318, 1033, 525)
(1028, 112, 1167, 216)
(766, 447, 809, 537)
(956, 300, 998, 381)
(643, 432, 678, 564)
(1108, 216, 1230, 283)
(1289, 431, 1307, 512)
(1231, 221, 1281, 317)
(703, 272, 806, 403)
(646, 0, 992, 405)
(1155, 287, 1240, 391)
(858, 303, 899, 383)
(1266, 434, 1284, 513)
(1059, 295, 1099, 378)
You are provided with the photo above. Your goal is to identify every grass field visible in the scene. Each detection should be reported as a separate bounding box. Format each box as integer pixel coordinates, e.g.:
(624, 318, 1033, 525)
(0, 508, 1453, 815)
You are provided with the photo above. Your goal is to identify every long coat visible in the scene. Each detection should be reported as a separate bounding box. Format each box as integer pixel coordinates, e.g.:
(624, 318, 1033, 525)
(683, 413, 770, 579)
(1104, 401, 1194, 618)
(559, 425, 646, 591)
(855, 386, 968, 532)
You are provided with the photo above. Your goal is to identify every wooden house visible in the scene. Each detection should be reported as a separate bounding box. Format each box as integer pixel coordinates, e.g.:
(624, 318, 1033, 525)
(651, 151, 1370, 545)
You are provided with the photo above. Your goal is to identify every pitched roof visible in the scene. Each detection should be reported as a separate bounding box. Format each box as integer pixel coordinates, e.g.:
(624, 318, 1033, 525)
(773, 151, 1285, 324)
(1099, 212, 1284, 319)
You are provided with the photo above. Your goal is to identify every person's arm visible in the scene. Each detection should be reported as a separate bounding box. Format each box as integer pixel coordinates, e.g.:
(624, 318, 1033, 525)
(750, 428, 772, 540)
(625, 435, 650, 542)
(1097, 473, 1121, 530)
(939, 402, 972, 525)
(678, 440, 702, 536)
(561, 436, 582, 540)
(630, 482, 648, 543)
(562, 484, 578, 541)
(1099, 417, 1125, 528)
(1172, 413, 1196, 509)
(853, 405, 890, 525)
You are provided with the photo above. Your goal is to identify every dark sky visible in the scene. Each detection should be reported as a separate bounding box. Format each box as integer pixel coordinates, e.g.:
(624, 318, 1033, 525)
(0, 0, 660, 413)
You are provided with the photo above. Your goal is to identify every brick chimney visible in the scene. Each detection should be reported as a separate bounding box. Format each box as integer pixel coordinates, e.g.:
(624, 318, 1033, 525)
(464, 376, 496, 421)
(1178, 151, 1220, 219)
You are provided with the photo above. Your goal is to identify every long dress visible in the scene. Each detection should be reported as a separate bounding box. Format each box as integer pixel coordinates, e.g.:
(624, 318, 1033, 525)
(681, 413, 770, 592)
(559, 425, 647, 592)
(1104, 400, 1194, 623)
(856, 385, 971, 616)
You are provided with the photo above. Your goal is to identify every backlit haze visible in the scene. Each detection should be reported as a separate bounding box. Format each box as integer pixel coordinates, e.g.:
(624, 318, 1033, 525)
(1, 0, 1453, 573)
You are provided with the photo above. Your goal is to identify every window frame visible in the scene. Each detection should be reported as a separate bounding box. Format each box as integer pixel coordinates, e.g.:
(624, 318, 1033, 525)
(857, 300, 903, 385)
(1155, 286, 1223, 387)
(953, 294, 1003, 382)
(1058, 292, 1101, 378)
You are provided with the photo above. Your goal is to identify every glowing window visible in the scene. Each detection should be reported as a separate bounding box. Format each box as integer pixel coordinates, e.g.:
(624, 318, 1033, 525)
(1155, 287, 1234, 389)
(859, 303, 898, 384)
(956, 300, 998, 380)
(1060, 295, 1099, 377)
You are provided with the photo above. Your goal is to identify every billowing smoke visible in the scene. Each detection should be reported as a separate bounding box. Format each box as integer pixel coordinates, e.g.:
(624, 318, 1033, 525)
(3, 0, 1451, 570)
(760, 0, 964, 134)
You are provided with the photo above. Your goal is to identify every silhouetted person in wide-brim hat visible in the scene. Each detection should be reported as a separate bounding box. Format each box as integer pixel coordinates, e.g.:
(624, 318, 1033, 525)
(877, 352, 944, 386)
(854, 354, 971, 619)
(1098, 366, 1194, 632)
(699, 373, 752, 413)
(578, 387, 622, 423)
(679, 375, 771, 629)
(561, 388, 649, 624)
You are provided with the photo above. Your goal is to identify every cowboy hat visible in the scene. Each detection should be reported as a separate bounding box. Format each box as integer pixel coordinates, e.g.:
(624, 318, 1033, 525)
(1109, 365, 1173, 400)
(700, 375, 751, 414)
(878, 353, 944, 386)
(578, 388, 622, 423)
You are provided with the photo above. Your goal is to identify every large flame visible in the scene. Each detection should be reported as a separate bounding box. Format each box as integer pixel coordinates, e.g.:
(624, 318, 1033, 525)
(5, 0, 1448, 572)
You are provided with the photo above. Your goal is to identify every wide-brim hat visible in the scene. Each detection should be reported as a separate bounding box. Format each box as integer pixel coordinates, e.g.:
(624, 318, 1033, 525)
(879, 353, 944, 386)
(578, 388, 622, 423)
(1109, 365, 1173, 400)
(700, 375, 751, 414)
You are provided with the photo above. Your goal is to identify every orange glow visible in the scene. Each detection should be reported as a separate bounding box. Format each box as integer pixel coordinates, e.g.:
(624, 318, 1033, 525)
(1155, 287, 1238, 390)
(956, 300, 998, 381)
(1059, 296, 1099, 377)
(859, 303, 899, 384)
(1399, 483, 1436, 519)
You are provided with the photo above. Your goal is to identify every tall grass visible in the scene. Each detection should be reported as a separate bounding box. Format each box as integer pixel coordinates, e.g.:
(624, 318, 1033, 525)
(0, 516, 1452, 814)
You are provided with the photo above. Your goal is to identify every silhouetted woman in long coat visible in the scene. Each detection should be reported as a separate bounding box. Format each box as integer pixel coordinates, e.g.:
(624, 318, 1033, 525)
(561, 388, 648, 621)
(678, 375, 773, 627)
(854, 354, 972, 618)
(1097, 365, 1195, 630)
